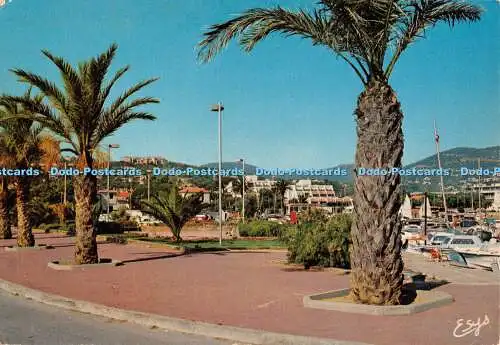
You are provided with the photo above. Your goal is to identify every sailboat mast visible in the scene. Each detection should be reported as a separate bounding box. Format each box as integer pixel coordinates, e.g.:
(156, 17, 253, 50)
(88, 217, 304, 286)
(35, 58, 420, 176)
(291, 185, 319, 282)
(434, 120, 448, 220)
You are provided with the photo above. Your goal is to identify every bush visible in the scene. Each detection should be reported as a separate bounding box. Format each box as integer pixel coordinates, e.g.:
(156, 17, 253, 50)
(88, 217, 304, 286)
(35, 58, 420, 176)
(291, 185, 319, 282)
(282, 214, 352, 269)
(40, 223, 64, 233)
(238, 220, 285, 237)
(96, 221, 124, 234)
(64, 222, 76, 236)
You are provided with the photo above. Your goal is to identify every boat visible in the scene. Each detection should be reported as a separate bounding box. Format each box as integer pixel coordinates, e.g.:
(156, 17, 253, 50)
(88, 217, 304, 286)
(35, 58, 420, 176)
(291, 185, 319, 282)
(446, 237, 500, 271)
(400, 195, 412, 220)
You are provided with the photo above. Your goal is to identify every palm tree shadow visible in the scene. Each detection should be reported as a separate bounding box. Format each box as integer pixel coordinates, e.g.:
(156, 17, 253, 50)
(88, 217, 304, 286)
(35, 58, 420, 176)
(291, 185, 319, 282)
(400, 279, 450, 305)
(120, 252, 184, 264)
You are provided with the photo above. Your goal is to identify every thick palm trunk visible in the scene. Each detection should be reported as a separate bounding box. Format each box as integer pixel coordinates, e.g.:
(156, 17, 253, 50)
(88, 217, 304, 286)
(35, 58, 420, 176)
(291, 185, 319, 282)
(74, 174, 98, 264)
(15, 178, 34, 247)
(350, 79, 404, 305)
(0, 178, 12, 240)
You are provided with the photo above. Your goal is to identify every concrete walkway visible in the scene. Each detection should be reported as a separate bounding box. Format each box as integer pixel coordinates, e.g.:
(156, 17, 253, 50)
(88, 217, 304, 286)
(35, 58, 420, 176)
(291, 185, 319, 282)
(0, 233, 499, 345)
(403, 252, 500, 285)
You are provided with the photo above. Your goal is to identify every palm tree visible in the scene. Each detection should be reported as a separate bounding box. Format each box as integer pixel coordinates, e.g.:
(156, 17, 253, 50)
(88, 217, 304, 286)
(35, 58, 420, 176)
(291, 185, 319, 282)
(197, 0, 481, 305)
(140, 185, 206, 242)
(0, 175, 11, 239)
(4, 44, 159, 263)
(0, 91, 57, 246)
(298, 194, 309, 204)
(275, 179, 290, 215)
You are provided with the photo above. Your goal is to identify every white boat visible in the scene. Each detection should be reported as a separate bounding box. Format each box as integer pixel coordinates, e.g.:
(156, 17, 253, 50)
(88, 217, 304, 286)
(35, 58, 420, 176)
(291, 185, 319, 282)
(450, 238, 500, 271)
(400, 195, 412, 219)
(418, 196, 432, 219)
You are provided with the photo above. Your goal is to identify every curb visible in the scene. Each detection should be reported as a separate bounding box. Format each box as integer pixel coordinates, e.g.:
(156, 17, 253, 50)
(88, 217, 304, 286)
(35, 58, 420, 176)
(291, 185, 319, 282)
(5, 245, 55, 252)
(304, 289, 454, 316)
(47, 259, 123, 271)
(0, 278, 372, 345)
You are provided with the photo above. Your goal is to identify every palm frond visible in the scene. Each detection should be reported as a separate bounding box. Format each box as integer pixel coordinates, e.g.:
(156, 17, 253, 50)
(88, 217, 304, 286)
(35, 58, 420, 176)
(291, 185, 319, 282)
(385, 0, 482, 76)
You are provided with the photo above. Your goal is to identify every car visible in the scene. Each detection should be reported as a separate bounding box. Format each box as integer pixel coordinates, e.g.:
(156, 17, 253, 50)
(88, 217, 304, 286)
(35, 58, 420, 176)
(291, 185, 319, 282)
(402, 224, 422, 241)
(194, 214, 212, 221)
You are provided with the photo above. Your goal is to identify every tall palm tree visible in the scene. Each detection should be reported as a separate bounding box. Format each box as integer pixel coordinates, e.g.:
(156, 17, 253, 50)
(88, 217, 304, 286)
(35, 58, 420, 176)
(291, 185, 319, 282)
(0, 132, 12, 239)
(141, 185, 206, 242)
(4, 44, 159, 263)
(0, 175, 11, 239)
(275, 179, 290, 215)
(197, 0, 481, 305)
(0, 91, 55, 246)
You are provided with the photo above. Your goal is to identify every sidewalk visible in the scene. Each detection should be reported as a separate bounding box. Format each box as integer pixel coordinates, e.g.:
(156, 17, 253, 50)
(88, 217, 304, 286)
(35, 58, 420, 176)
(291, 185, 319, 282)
(0, 233, 498, 345)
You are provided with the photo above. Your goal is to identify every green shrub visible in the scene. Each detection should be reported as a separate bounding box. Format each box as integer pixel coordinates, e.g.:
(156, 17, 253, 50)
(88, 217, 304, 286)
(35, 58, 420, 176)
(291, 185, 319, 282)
(96, 221, 124, 234)
(41, 223, 64, 233)
(283, 214, 352, 269)
(238, 220, 285, 237)
(65, 222, 76, 236)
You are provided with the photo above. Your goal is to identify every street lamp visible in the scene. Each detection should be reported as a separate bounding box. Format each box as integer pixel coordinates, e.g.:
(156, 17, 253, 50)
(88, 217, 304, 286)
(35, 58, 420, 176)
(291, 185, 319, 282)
(107, 144, 120, 218)
(239, 158, 245, 223)
(211, 102, 224, 245)
(146, 169, 152, 201)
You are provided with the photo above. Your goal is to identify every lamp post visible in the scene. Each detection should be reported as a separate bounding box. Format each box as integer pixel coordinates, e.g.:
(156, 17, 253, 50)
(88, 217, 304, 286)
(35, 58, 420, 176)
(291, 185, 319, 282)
(107, 144, 120, 219)
(63, 160, 68, 205)
(146, 169, 152, 201)
(211, 102, 224, 245)
(239, 158, 245, 223)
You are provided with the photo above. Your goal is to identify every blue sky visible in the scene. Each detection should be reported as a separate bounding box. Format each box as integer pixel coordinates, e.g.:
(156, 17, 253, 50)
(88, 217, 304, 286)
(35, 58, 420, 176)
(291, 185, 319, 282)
(0, 0, 498, 169)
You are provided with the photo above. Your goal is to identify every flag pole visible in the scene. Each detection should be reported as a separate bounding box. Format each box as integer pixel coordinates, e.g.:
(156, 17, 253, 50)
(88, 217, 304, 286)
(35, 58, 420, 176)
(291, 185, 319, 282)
(434, 120, 448, 222)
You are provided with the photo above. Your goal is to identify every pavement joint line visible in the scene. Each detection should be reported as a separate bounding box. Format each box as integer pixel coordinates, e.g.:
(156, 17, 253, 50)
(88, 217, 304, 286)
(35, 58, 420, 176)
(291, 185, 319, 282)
(0, 278, 373, 345)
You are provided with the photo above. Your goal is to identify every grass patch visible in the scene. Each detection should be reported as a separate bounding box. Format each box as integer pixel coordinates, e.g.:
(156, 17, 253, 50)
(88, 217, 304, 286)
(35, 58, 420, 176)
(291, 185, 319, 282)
(137, 238, 286, 251)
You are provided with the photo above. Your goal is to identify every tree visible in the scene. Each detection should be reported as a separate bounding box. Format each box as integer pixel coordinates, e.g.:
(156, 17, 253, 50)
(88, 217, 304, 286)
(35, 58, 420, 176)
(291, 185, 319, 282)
(197, 0, 481, 305)
(4, 44, 159, 263)
(140, 185, 206, 242)
(275, 179, 290, 215)
(298, 194, 309, 204)
(0, 175, 10, 239)
(0, 91, 60, 246)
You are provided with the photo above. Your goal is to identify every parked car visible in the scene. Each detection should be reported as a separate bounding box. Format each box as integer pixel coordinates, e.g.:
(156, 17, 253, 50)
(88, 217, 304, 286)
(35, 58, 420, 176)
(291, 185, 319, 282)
(194, 214, 212, 221)
(402, 224, 421, 241)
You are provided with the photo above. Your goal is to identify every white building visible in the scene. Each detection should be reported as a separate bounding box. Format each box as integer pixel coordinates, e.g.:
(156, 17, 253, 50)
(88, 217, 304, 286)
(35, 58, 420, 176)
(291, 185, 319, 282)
(246, 175, 277, 193)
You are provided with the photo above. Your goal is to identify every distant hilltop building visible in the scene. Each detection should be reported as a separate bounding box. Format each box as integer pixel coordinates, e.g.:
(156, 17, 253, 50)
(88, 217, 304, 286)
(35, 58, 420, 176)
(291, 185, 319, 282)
(121, 156, 167, 165)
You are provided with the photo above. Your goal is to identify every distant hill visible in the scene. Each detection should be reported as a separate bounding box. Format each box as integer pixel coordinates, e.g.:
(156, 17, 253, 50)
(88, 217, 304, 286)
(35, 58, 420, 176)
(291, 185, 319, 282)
(120, 146, 499, 189)
(405, 146, 500, 170)
(200, 162, 258, 175)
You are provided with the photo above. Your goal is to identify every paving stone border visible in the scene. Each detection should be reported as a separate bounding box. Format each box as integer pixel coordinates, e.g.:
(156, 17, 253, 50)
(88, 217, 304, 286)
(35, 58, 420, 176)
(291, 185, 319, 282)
(47, 259, 123, 270)
(5, 244, 55, 252)
(303, 288, 454, 316)
(0, 278, 372, 345)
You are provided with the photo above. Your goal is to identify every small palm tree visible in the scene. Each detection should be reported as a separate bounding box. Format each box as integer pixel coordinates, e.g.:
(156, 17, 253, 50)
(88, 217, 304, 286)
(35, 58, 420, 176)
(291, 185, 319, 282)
(298, 194, 309, 204)
(197, 0, 481, 305)
(0, 91, 59, 246)
(3, 44, 159, 263)
(275, 179, 290, 215)
(140, 186, 206, 242)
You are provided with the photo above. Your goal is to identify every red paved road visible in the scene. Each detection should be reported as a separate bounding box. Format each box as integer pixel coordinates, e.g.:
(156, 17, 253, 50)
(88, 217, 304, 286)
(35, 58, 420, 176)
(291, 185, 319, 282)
(0, 233, 498, 345)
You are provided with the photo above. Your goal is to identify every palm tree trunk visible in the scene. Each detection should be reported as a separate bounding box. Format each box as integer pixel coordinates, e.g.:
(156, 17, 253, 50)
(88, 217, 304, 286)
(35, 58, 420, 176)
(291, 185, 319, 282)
(15, 178, 34, 247)
(350, 79, 404, 305)
(74, 174, 98, 264)
(0, 177, 12, 240)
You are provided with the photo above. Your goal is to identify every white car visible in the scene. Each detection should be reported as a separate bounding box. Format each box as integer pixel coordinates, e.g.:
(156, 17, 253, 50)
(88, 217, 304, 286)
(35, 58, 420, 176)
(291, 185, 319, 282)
(402, 225, 422, 241)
